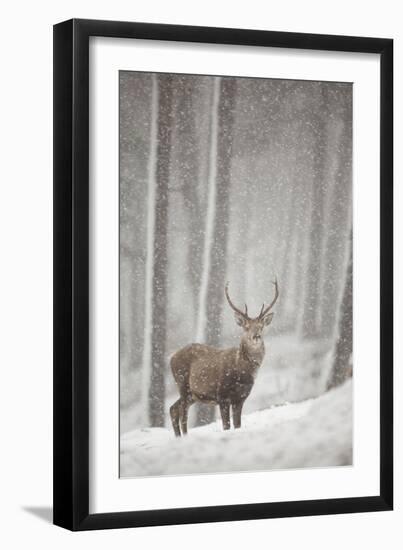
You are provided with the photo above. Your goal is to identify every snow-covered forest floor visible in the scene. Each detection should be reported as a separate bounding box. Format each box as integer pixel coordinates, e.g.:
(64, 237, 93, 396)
(120, 378, 352, 478)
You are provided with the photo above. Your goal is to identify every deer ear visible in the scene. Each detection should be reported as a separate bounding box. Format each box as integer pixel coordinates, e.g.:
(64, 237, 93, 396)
(235, 313, 247, 327)
(263, 312, 274, 326)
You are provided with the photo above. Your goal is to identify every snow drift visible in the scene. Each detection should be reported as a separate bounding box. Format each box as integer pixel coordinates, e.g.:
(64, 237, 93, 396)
(120, 379, 352, 478)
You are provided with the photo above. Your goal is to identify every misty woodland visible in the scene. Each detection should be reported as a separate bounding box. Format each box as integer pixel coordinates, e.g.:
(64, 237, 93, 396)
(119, 72, 353, 477)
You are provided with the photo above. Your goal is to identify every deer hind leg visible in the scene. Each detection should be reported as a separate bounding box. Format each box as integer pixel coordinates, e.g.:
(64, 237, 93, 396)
(219, 400, 231, 431)
(179, 395, 193, 436)
(170, 399, 182, 437)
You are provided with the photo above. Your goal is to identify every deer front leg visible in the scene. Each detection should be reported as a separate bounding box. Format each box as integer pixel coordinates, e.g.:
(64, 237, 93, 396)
(219, 400, 231, 431)
(232, 400, 245, 429)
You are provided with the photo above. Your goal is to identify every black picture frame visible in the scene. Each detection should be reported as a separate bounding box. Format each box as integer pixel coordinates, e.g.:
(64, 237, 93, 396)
(53, 18, 393, 531)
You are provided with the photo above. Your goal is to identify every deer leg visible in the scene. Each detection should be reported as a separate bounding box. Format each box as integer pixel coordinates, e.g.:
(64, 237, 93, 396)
(219, 400, 231, 431)
(232, 400, 244, 429)
(179, 396, 193, 435)
(170, 399, 182, 437)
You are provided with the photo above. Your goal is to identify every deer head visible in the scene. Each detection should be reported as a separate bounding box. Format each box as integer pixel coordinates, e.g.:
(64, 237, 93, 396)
(225, 280, 279, 353)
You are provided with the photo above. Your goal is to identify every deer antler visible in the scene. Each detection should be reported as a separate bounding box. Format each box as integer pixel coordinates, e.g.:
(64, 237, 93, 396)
(258, 278, 279, 319)
(225, 282, 250, 320)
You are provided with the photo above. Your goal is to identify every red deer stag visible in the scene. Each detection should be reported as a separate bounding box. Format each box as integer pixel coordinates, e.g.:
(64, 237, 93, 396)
(170, 280, 279, 436)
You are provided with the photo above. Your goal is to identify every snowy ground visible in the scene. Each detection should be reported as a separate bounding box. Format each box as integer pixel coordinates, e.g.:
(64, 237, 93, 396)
(120, 379, 352, 478)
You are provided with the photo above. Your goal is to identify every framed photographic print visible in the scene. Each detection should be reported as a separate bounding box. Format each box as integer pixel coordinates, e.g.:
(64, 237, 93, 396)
(53, 19, 393, 530)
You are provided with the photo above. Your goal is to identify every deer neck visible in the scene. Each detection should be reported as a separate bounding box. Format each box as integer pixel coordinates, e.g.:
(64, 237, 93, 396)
(239, 340, 265, 370)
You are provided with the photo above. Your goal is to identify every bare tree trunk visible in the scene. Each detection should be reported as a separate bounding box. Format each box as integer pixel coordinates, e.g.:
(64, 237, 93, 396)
(175, 78, 204, 315)
(302, 86, 330, 339)
(196, 78, 220, 345)
(319, 91, 353, 340)
(141, 75, 158, 425)
(327, 230, 352, 389)
(195, 77, 237, 426)
(193, 78, 220, 426)
(205, 78, 236, 345)
(148, 74, 174, 427)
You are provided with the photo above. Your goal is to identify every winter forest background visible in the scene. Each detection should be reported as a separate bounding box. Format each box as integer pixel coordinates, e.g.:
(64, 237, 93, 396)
(119, 71, 353, 477)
